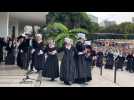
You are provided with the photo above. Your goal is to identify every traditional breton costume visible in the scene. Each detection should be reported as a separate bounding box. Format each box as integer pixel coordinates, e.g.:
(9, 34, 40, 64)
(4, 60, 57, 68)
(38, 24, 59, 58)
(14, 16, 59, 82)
(17, 33, 32, 70)
(75, 33, 91, 84)
(19, 26, 33, 70)
(96, 50, 103, 68)
(42, 40, 59, 81)
(84, 40, 92, 81)
(0, 38, 6, 63)
(17, 34, 25, 69)
(32, 34, 45, 71)
(126, 54, 134, 73)
(91, 50, 96, 67)
(115, 53, 125, 71)
(105, 52, 114, 69)
(60, 38, 77, 85)
(5, 39, 16, 65)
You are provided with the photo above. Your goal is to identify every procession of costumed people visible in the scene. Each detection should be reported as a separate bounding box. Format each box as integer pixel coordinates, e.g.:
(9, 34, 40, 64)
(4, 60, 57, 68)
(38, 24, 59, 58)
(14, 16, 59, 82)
(0, 26, 92, 85)
(0, 30, 93, 85)
(1, 26, 134, 85)
(26, 33, 92, 85)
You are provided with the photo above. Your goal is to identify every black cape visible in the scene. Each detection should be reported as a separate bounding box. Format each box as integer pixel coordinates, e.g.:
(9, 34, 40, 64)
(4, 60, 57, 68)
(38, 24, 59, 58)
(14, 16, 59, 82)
(91, 50, 96, 66)
(0, 38, 6, 63)
(96, 52, 103, 68)
(17, 39, 32, 69)
(85, 54, 92, 81)
(115, 55, 125, 70)
(32, 40, 45, 71)
(75, 41, 92, 83)
(5, 42, 16, 65)
(17, 42, 23, 68)
(42, 45, 59, 79)
(60, 46, 78, 82)
(105, 52, 114, 69)
(126, 54, 134, 72)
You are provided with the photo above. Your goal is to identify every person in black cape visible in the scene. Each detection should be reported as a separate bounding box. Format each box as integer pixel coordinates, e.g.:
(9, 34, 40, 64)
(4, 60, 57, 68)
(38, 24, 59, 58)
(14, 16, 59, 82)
(5, 38, 16, 65)
(18, 34, 32, 70)
(32, 34, 45, 72)
(91, 50, 96, 68)
(96, 49, 103, 68)
(126, 52, 134, 73)
(17, 35, 25, 69)
(84, 42, 92, 81)
(42, 39, 59, 81)
(115, 52, 125, 71)
(60, 38, 77, 85)
(75, 35, 91, 84)
(105, 52, 114, 69)
(0, 38, 6, 63)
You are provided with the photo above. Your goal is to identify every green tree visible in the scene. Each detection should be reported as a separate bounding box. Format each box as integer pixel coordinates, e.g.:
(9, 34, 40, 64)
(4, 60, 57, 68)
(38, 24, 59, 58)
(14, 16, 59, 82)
(46, 12, 98, 34)
(98, 22, 134, 34)
(42, 22, 88, 47)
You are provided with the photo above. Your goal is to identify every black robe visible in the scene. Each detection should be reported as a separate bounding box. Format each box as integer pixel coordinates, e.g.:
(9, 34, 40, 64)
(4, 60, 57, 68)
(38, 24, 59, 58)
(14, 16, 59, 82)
(85, 54, 92, 81)
(17, 39, 32, 70)
(75, 41, 91, 83)
(115, 55, 125, 70)
(32, 40, 45, 71)
(126, 54, 134, 72)
(42, 45, 59, 79)
(96, 52, 103, 68)
(60, 46, 78, 83)
(17, 42, 24, 68)
(105, 53, 114, 69)
(0, 39, 6, 63)
(91, 50, 96, 66)
(5, 42, 16, 65)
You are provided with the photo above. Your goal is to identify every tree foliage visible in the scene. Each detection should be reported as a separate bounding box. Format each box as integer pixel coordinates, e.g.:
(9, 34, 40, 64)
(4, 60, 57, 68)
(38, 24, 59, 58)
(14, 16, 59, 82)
(46, 12, 100, 34)
(99, 22, 134, 34)
(42, 22, 89, 47)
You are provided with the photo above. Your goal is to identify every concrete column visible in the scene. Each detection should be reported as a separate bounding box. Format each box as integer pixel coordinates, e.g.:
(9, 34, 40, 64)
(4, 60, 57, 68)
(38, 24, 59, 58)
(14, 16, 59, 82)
(0, 12, 9, 38)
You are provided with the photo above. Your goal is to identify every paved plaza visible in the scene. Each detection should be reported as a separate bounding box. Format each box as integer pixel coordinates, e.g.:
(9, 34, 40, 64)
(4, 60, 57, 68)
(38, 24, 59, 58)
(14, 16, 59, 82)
(0, 64, 134, 87)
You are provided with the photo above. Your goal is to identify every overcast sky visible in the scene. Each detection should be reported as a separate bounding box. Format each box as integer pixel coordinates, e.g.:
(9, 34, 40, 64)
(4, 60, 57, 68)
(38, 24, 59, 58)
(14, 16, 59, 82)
(87, 12, 134, 24)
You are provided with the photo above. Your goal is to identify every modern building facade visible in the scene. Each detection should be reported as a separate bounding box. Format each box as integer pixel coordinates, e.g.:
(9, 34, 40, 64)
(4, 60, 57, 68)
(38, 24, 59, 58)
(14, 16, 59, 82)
(0, 12, 48, 38)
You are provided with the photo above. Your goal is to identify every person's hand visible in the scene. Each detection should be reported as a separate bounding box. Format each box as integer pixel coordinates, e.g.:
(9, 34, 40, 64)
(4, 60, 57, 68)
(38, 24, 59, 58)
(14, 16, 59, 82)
(52, 50, 57, 54)
(31, 49, 35, 54)
(20, 50, 23, 53)
(38, 50, 43, 55)
(49, 50, 57, 55)
(78, 52, 84, 55)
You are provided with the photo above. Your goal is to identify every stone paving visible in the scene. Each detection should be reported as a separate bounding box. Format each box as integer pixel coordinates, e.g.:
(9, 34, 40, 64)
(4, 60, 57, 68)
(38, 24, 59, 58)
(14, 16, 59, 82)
(0, 64, 134, 87)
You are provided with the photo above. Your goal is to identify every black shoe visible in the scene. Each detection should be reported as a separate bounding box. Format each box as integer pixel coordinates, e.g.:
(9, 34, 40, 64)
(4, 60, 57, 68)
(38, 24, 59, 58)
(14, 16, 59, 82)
(129, 70, 133, 73)
(50, 78, 55, 81)
(82, 82, 88, 85)
(36, 70, 40, 73)
(64, 81, 72, 85)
